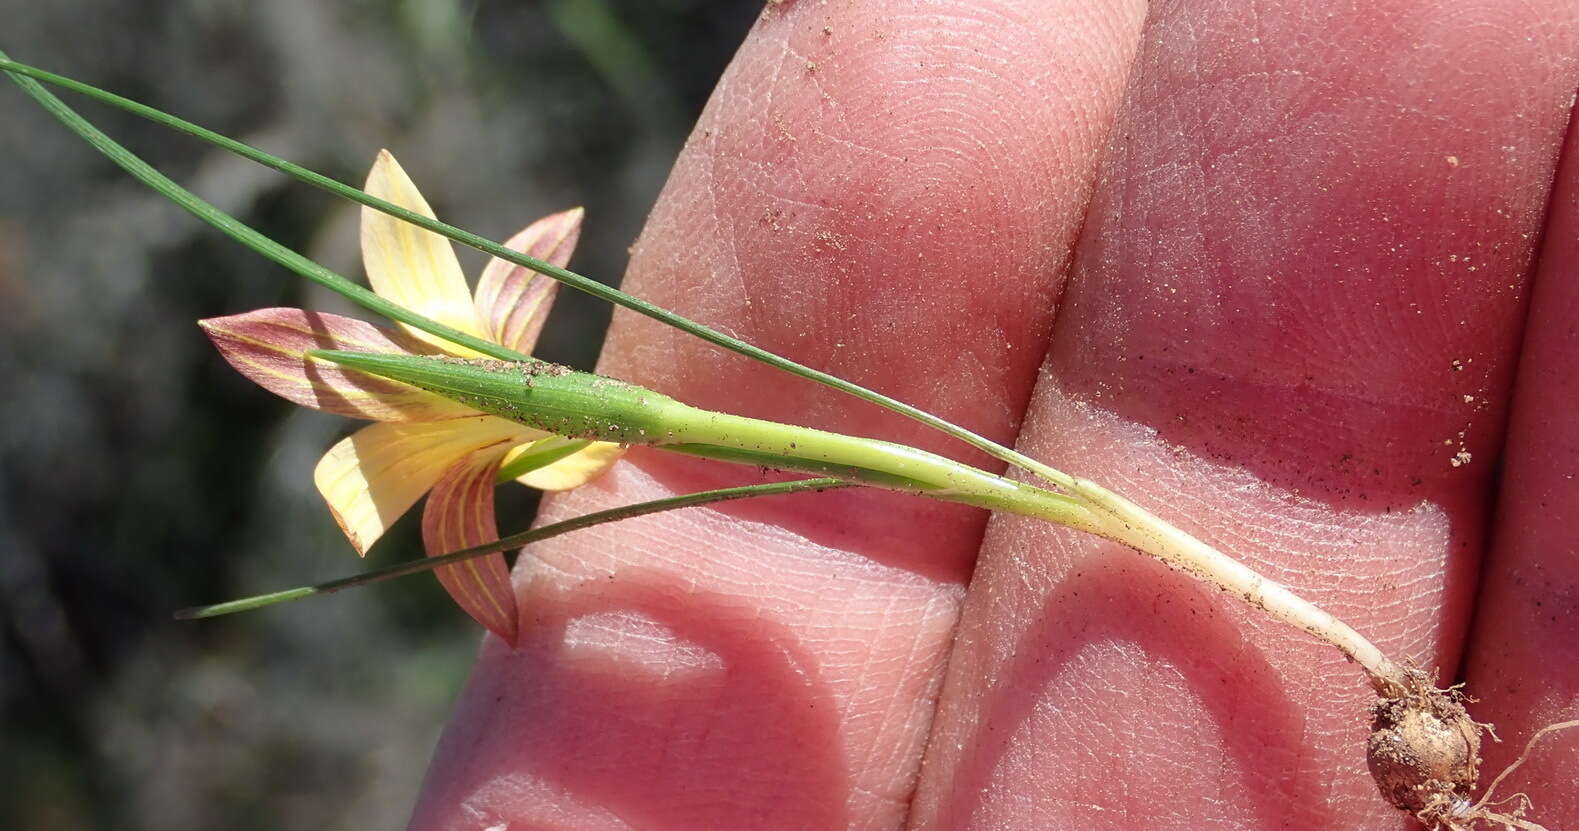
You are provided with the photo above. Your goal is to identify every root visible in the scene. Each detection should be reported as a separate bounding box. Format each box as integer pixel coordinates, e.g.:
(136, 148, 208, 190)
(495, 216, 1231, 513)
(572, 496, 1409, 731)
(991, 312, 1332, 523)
(1426, 719, 1579, 831)
(1366, 668, 1577, 830)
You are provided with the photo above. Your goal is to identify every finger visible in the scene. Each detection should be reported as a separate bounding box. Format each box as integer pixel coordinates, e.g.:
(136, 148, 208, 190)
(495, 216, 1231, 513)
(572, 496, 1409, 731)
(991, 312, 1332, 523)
(911, 2, 1579, 828)
(1460, 113, 1579, 814)
(409, 1, 1145, 828)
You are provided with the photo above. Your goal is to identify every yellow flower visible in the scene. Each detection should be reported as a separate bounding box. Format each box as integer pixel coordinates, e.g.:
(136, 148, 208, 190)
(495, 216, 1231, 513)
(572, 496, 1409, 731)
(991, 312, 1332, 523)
(200, 150, 622, 645)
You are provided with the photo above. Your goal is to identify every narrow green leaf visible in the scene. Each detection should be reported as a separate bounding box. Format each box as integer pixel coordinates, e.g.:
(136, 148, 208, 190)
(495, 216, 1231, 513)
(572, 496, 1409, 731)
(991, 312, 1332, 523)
(0, 49, 528, 363)
(0, 55, 1077, 490)
(175, 477, 849, 619)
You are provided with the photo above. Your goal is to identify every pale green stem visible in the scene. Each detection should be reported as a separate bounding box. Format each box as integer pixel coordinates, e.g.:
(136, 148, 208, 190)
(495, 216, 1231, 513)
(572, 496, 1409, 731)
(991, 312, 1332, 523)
(307, 350, 1103, 530)
(312, 350, 1410, 692)
(1068, 478, 1403, 694)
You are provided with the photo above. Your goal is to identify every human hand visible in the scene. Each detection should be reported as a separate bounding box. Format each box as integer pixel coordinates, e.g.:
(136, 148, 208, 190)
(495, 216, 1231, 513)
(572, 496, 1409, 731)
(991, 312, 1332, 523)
(410, 1, 1579, 828)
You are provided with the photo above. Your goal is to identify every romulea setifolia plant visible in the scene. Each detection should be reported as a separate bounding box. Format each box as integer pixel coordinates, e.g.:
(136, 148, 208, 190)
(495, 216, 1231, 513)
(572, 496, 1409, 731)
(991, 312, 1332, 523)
(3, 50, 1573, 830)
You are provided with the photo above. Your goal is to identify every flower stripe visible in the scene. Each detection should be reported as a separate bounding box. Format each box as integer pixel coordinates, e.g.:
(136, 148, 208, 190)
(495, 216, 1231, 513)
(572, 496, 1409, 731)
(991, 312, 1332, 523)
(423, 447, 518, 645)
(201, 309, 471, 422)
(474, 208, 583, 354)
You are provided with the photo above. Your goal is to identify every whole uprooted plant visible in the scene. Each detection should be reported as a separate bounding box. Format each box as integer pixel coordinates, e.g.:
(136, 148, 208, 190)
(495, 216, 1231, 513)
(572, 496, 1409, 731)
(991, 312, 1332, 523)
(4, 45, 1575, 830)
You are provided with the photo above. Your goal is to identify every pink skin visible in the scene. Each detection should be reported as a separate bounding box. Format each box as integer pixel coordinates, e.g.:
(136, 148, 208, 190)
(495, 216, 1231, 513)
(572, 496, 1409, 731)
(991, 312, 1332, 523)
(410, 1, 1579, 829)
(1462, 99, 1579, 820)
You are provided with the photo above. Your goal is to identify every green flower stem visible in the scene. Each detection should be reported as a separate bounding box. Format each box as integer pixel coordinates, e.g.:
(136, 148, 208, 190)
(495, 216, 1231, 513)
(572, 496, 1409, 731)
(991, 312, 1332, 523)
(176, 477, 851, 619)
(308, 350, 1105, 531)
(0, 55, 1076, 492)
(0, 50, 529, 364)
(310, 349, 1407, 692)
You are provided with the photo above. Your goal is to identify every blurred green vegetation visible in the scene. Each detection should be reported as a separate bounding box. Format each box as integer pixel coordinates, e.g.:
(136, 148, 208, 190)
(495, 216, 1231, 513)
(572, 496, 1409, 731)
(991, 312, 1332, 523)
(0, 1, 757, 828)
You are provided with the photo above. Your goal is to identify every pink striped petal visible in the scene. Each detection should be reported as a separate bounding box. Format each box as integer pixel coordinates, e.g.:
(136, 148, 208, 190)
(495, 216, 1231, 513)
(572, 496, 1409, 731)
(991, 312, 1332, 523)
(422, 447, 519, 646)
(200, 309, 473, 422)
(473, 208, 583, 354)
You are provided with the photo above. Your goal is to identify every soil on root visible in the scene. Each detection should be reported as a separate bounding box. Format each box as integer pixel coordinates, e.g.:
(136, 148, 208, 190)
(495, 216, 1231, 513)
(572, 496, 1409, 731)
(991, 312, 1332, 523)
(1367, 666, 1574, 830)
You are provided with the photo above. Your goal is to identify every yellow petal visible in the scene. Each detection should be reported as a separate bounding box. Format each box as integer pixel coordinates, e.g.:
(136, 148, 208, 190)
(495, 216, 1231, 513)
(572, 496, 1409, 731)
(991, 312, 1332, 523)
(361, 150, 484, 353)
(315, 416, 542, 555)
(515, 441, 625, 491)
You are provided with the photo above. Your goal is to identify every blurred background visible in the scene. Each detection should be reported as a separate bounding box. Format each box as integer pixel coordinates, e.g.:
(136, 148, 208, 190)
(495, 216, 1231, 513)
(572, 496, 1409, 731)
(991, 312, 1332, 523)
(0, 1, 758, 827)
